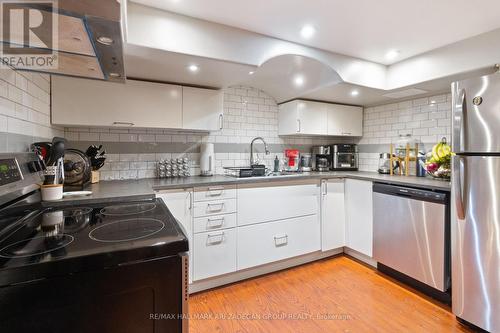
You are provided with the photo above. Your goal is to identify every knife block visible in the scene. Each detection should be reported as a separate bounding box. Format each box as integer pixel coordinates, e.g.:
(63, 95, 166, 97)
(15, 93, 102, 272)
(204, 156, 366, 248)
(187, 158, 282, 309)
(91, 171, 100, 184)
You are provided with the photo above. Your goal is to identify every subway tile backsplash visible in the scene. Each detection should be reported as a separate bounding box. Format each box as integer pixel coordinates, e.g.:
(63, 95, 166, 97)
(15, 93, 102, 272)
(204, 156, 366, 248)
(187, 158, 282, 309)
(358, 94, 451, 172)
(0, 66, 63, 152)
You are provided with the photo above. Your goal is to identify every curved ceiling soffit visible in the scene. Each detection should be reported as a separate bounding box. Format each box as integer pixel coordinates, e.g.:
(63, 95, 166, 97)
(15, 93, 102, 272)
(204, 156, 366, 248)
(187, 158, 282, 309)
(238, 54, 344, 103)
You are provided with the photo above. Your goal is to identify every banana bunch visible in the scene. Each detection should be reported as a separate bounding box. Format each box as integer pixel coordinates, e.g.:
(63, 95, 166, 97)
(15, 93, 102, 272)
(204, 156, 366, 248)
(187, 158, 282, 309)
(425, 139, 453, 178)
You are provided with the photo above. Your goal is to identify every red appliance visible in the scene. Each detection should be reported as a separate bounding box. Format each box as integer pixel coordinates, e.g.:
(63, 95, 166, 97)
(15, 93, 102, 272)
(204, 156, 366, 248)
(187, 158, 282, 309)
(284, 149, 300, 171)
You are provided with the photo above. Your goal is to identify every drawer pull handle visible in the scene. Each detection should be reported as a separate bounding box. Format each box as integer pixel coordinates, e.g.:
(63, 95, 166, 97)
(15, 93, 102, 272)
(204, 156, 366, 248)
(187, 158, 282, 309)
(207, 232, 225, 245)
(207, 217, 225, 228)
(207, 187, 224, 196)
(274, 234, 288, 247)
(207, 203, 225, 212)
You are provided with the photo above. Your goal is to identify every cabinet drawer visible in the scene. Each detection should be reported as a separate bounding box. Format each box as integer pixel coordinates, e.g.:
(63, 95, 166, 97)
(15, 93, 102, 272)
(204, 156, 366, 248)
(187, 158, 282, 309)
(194, 185, 236, 202)
(237, 181, 320, 226)
(193, 228, 236, 280)
(193, 213, 237, 233)
(237, 214, 320, 270)
(193, 199, 237, 217)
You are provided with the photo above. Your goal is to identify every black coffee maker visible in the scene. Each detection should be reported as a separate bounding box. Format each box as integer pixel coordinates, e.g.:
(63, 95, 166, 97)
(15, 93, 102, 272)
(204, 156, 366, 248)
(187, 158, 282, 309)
(311, 146, 332, 171)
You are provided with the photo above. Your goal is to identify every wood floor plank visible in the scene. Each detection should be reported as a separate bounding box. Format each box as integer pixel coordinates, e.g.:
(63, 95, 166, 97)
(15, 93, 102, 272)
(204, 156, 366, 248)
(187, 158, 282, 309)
(189, 256, 478, 333)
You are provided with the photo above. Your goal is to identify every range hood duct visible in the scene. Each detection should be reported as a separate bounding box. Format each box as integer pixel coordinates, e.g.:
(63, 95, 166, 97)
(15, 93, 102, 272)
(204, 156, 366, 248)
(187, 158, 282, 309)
(0, 0, 125, 82)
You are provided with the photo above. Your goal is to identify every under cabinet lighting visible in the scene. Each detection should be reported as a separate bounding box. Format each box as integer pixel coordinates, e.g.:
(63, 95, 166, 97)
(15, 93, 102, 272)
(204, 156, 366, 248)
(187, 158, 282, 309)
(351, 90, 359, 96)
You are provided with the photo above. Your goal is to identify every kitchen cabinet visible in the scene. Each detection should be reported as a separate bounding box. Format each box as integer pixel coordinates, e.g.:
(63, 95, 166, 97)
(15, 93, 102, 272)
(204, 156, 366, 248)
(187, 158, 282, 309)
(52, 77, 224, 131)
(237, 180, 320, 226)
(155, 189, 193, 283)
(327, 104, 363, 136)
(278, 99, 362, 137)
(182, 87, 223, 131)
(237, 215, 320, 270)
(344, 179, 373, 257)
(278, 100, 327, 135)
(320, 179, 345, 251)
(193, 228, 237, 280)
(52, 77, 183, 129)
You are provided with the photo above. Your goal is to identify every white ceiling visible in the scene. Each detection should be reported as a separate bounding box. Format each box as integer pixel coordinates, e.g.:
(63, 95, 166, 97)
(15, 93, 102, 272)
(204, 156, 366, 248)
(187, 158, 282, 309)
(131, 0, 500, 65)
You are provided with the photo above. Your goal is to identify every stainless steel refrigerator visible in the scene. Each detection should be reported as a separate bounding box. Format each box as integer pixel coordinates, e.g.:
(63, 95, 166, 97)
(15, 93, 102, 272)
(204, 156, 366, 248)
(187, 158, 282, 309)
(452, 73, 500, 332)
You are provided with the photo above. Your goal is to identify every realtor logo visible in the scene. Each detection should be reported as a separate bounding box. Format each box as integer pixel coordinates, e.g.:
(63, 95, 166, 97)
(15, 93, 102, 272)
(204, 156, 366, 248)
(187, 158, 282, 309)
(0, 0, 58, 69)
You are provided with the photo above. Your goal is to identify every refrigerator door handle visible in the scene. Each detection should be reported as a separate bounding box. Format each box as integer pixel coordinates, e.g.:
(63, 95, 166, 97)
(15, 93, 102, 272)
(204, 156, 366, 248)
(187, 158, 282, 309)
(453, 88, 466, 153)
(453, 155, 466, 220)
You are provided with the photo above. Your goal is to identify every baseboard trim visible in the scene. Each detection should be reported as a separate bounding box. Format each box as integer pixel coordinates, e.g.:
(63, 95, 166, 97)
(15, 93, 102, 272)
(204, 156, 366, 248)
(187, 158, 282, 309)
(343, 247, 377, 267)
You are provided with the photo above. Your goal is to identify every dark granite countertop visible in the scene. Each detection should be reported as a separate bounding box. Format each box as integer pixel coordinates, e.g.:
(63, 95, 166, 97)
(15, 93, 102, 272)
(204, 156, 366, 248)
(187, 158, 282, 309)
(150, 171, 450, 191)
(50, 171, 450, 205)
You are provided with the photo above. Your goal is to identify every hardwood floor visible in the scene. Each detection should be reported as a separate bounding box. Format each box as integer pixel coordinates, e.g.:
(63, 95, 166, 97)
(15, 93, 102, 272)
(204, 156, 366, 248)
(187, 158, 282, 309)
(189, 256, 477, 333)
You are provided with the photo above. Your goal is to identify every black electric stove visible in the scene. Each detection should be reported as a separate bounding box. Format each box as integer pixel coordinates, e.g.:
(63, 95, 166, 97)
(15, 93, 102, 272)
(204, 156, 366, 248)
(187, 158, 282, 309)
(0, 153, 189, 333)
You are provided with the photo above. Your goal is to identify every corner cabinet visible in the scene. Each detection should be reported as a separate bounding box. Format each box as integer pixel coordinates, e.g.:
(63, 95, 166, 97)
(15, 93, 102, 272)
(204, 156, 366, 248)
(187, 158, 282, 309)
(278, 99, 362, 137)
(344, 179, 373, 257)
(51, 77, 223, 131)
(320, 179, 346, 251)
(155, 189, 194, 283)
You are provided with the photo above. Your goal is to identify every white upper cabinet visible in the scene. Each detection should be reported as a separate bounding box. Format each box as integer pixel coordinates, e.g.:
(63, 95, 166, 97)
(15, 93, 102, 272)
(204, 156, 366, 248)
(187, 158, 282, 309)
(278, 100, 327, 136)
(52, 77, 224, 131)
(182, 86, 223, 131)
(52, 77, 183, 129)
(278, 100, 362, 136)
(327, 104, 363, 136)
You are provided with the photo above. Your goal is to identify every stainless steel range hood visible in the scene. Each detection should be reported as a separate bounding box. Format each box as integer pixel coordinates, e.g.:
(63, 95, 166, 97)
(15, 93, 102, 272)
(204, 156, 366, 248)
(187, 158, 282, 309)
(0, 0, 125, 82)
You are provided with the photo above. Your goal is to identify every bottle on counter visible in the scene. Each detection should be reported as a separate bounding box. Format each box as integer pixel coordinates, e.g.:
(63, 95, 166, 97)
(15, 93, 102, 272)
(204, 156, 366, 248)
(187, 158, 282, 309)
(274, 156, 280, 172)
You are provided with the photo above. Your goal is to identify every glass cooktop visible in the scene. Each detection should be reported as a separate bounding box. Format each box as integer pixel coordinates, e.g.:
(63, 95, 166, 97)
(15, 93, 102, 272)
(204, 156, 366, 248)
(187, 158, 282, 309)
(0, 199, 187, 271)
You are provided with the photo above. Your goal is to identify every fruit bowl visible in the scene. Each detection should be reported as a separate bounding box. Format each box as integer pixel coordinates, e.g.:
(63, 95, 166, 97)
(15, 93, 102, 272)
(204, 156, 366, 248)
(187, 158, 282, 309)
(424, 138, 453, 180)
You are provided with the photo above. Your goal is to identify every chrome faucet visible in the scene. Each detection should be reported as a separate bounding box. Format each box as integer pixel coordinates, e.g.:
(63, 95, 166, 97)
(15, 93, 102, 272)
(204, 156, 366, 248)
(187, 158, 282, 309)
(250, 137, 270, 166)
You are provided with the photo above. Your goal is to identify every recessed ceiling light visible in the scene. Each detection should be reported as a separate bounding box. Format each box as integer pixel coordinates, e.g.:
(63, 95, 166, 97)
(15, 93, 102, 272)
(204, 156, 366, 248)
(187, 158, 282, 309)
(351, 90, 359, 97)
(385, 50, 400, 61)
(300, 25, 316, 39)
(248, 71, 255, 75)
(430, 100, 436, 104)
(293, 75, 304, 87)
(188, 64, 199, 72)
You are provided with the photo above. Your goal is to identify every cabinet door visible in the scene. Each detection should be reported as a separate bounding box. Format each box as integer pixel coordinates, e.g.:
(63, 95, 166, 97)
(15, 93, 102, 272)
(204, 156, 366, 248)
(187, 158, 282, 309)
(52, 76, 182, 128)
(344, 179, 373, 257)
(278, 101, 300, 135)
(327, 104, 363, 136)
(297, 100, 328, 135)
(321, 179, 345, 251)
(182, 87, 223, 131)
(156, 189, 193, 283)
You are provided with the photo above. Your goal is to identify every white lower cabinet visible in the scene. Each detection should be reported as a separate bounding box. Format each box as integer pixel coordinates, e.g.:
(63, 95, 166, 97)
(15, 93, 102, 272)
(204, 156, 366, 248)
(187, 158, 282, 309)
(155, 189, 193, 283)
(344, 179, 373, 257)
(321, 179, 346, 251)
(193, 228, 237, 280)
(237, 215, 320, 270)
(237, 180, 320, 226)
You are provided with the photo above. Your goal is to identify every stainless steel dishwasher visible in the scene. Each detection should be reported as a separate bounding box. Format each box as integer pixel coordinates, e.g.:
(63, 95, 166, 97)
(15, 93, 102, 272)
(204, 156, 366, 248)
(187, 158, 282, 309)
(373, 183, 450, 298)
